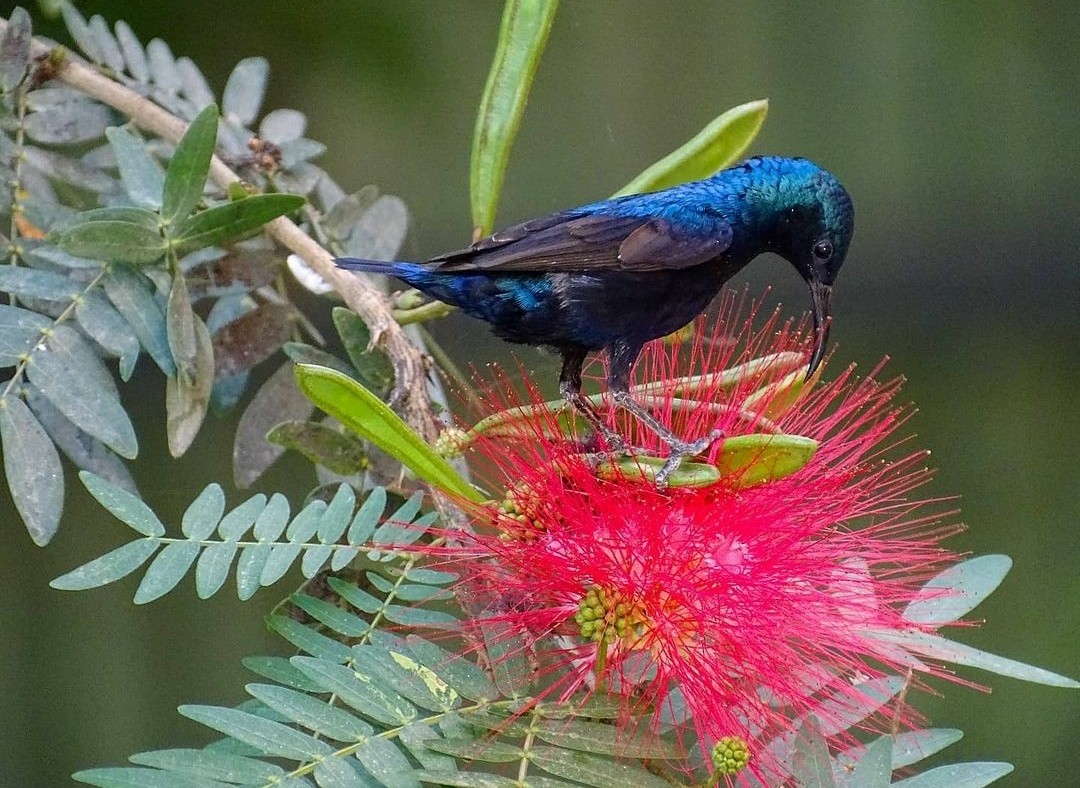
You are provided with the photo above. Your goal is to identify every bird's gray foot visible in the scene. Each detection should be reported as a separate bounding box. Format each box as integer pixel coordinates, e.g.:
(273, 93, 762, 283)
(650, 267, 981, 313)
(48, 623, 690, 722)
(653, 429, 724, 488)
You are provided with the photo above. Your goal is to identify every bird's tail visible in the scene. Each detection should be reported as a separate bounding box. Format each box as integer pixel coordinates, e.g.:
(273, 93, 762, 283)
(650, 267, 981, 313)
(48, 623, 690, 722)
(335, 257, 400, 275)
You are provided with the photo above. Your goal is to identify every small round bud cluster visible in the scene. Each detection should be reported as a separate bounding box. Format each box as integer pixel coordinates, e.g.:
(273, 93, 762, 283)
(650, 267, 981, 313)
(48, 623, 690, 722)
(433, 426, 470, 459)
(711, 736, 750, 776)
(574, 585, 641, 645)
(494, 484, 546, 541)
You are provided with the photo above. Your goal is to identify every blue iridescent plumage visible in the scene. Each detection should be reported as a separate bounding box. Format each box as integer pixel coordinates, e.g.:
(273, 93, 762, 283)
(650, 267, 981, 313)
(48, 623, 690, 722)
(338, 155, 854, 484)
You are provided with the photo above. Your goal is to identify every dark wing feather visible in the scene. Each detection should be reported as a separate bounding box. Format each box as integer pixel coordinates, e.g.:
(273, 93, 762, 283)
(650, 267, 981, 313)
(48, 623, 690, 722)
(428, 209, 732, 273)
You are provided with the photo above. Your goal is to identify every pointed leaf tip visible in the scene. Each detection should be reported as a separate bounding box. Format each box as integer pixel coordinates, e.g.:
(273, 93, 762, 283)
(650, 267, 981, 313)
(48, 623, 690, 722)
(294, 364, 483, 502)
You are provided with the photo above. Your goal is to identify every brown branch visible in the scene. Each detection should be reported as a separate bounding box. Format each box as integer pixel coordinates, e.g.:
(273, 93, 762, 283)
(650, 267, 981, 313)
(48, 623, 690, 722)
(5, 17, 439, 440)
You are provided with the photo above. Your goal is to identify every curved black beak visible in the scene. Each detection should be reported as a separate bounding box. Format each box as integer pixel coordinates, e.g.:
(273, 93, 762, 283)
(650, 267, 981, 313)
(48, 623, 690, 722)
(807, 281, 832, 376)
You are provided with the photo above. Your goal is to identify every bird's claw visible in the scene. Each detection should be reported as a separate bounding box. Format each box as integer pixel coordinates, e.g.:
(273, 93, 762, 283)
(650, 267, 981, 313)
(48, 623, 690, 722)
(654, 429, 724, 489)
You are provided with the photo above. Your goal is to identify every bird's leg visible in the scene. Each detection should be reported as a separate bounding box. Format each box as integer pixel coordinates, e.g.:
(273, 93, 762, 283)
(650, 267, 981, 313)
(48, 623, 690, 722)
(559, 349, 625, 452)
(607, 342, 722, 488)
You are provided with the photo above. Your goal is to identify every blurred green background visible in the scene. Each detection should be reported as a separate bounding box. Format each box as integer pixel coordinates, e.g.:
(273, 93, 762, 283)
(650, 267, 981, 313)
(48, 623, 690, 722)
(1, 1, 1077, 785)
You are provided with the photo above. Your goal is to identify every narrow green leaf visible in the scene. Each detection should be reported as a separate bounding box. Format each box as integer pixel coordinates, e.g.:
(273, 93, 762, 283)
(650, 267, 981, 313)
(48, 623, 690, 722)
(0, 265, 80, 301)
(890, 729, 964, 769)
(382, 605, 456, 627)
(291, 656, 417, 726)
(242, 656, 324, 693)
(233, 360, 314, 488)
(404, 636, 498, 704)
(422, 738, 523, 764)
(867, 629, 1080, 688)
(791, 715, 837, 788)
(236, 544, 270, 601)
(104, 266, 176, 376)
(0, 394, 64, 545)
(848, 734, 893, 788)
(57, 219, 166, 265)
(178, 704, 331, 761)
(290, 592, 370, 637)
(50, 538, 159, 591)
(181, 483, 226, 538)
(348, 487, 387, 545)
(354, 736, 420, 788)
(470, 0, 559, 236)
(165, 315, 214, 457)
(904, 555, 1012, 625)
(222, 57, 269, 126)
(246, 683, 374, 742)
(295, 364, 483, 502)
(331, 307, 394, 396)
(80, 470, 165, 536)
(352, 645, 456, 712)
(195, 541, 237, 599)
(409, 773, 519, 788)
(0, 304, 49, 367)
(162, 103, 219, 225)
(266, 615, 353, 663)
(27, 325, 138, 458)
(171, 194, 305, 256)
(613, 99, 769, 196)
(167, 270, 198, 383)
(400, 724, 456, 772)
(71, 767, 210, 788)
(128, 748, 286, 784)
(75, 292, 141, 380)
(24, 101, 110, 145)
(533, 718, 682, 758)
(314, 758, 373, 788)
(0, 6, 32, 93)
(134, 541, 200, 603)
(326, 576, 383, 615)
(530, 746, 670, 788)
(891, 763, 1014, 788)
(106, 126, 166, 210)
(715, 433, 818, 487)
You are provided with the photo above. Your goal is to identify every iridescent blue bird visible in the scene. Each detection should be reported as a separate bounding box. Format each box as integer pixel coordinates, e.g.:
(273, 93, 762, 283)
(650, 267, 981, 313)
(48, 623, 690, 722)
(338, 156, 854, 483)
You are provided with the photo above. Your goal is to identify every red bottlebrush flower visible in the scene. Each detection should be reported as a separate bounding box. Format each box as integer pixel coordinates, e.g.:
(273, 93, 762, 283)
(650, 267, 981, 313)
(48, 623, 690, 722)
(426, 292, 964, 784)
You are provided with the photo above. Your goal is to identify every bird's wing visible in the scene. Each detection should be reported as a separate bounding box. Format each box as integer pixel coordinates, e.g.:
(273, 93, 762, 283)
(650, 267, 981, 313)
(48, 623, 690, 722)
(428, 209, 733, 273)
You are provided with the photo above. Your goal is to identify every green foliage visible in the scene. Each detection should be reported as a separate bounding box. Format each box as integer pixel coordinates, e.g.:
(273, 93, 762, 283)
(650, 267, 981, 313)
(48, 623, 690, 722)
(470, 0, 559, 237)
(51, 473, 439, 603)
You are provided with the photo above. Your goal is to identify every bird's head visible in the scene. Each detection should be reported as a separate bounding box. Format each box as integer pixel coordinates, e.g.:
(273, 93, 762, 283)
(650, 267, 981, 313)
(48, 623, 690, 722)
(759, 158, 854, 375)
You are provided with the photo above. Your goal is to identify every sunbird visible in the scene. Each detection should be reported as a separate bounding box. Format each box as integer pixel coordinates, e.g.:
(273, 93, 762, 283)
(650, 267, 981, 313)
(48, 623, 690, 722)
(338, 155, 854, 484)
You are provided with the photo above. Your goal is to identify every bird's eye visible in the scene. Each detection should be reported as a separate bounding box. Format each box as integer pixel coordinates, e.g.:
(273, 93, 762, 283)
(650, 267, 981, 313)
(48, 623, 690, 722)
(812, 240, 833, 261)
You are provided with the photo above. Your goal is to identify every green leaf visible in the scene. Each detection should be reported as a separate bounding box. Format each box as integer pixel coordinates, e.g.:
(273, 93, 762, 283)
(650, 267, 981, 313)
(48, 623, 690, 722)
(595, 454, 720, 488)
(24, 101, 110, 145)
(246, 683, 373, 742)
(715, 433, 818, 487)
(104, 267, 176, 376)
(165, 314, 214, 457)
(352, 645, 456, 713)
(242, 656, 324, 693)
(178, 704, 331, 760)
(326, 576, 383, 615)
(80, 470, 165, 536)
(195, 541, 237, 599)
(0, 265, 80, 301)
(403, 636, 498, 703)
(382, 605, 457, 628)
(348, 487, 387, 545)
(867, 629, 1080, 688)
(181, 483, 227, 539)
(291, 656, 417, 726)
(422, 738, 524, 763)
(410, 773, 519, 788)
(50, 539, 159, 591)
(171, 194, 305, 255)
(0, 6, 32, 93)
(613, 99, 769, 196)
(0, 393, 63, 544)
(0, 304, 50, 367)
(71, 767, 211, 788)
(891, 763, 1014, 788)
(162, 103, 219, 225)
(57, 219, 166, 266)
(75, 292, 141, 380)
(27, 325, 138, 458)
(133, 541, 200, 603)
(529, 746, 670, 788)
(848, 734, 893, 788)
(534, 718, 681, 758)
(106, 126, 166, 210)
(128, 748, 286, 784)
(295, 364, 483, 502)
(266, 615, 353, 663)
(267, 420, 368, 475)
(791, 715, 837, 788)
(904, 555, 1012, 625)
(470, 0, 559, 236)
(167, 270, 198, 383)
(291, 592, 370, 637)
(889, 729, 964, 769)
(355, 737, 420, 788)
(332, 307, 395, 396)
(222, 57, 269, 126)
(233, 361, 314, 488)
